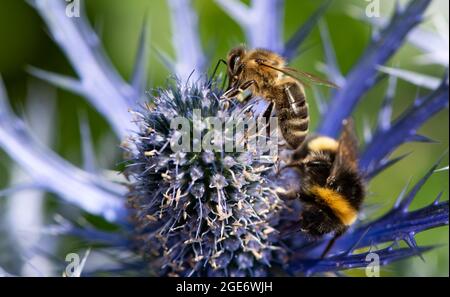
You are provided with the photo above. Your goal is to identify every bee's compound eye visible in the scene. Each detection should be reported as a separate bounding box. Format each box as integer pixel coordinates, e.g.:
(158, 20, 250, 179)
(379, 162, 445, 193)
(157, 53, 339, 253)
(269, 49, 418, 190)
(229, 55, 241, 73)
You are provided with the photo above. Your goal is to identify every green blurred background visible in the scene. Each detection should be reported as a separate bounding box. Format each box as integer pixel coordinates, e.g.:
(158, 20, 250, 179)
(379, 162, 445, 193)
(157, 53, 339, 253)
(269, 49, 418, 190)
(0, 0, 448, 276)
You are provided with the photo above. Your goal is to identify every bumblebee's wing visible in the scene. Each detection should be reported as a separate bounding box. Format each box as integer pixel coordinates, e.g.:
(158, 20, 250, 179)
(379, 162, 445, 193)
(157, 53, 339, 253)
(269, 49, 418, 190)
(330, 119, 359, 176)
(259, 62, 339, 89)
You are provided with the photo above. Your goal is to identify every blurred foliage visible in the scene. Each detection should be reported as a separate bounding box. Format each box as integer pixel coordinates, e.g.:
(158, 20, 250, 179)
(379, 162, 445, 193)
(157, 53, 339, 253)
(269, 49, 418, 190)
(0, 0, 448, 276)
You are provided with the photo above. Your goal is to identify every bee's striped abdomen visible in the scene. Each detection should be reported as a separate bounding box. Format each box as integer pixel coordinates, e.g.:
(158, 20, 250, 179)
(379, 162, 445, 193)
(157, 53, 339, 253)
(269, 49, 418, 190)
(286, 82, 308, 118)
(277, 81, 309, 149)
(278, 110, 309, 149)
(310, 186, 358, 226)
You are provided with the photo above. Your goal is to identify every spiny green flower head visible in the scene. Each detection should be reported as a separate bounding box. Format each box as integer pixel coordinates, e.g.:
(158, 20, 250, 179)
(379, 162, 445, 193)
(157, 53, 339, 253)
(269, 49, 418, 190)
(125, 80, 284, 276)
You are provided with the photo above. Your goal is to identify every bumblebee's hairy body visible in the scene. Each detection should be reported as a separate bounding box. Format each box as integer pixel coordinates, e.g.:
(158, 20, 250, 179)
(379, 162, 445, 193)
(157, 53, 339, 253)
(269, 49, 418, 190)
(286, 120, 365, 243)
(222, 46, 360, 256)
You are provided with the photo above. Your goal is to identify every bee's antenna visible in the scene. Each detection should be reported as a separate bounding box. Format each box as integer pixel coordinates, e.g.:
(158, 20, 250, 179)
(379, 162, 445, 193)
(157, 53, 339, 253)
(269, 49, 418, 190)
(208, 59, 227, 87)
(221, 73, 228, 90)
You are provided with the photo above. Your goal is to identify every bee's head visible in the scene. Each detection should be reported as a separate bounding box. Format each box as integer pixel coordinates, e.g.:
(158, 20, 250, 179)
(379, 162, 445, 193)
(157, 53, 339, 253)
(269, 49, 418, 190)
(298, 152, 333, 190)
(326, 167, 365, 208)
(227, 46, 247, 75)
(226, 46, 246, 86)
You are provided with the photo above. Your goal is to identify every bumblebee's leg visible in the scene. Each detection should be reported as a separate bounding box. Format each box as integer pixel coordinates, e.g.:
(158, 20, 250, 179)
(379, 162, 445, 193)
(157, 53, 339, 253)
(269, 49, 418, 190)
(275, 187, 298, 200)
(320, 228, 347, 259)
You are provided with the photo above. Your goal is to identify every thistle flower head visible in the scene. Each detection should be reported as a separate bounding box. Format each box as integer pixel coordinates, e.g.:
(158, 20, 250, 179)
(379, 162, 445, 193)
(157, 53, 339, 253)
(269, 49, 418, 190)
(125, 80, 284, 276)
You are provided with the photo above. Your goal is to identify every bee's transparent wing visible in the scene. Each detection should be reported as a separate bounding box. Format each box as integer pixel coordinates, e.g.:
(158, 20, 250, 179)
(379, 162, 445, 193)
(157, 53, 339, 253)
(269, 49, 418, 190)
(259, 62, 339, 88)
(284, 67, 339, 89)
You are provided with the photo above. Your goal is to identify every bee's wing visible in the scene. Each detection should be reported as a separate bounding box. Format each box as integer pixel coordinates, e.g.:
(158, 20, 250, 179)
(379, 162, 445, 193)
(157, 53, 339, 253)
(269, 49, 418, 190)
(284, 67, 339, 89)
(330, 118, 359, 177)
(259, 62, 339, 89)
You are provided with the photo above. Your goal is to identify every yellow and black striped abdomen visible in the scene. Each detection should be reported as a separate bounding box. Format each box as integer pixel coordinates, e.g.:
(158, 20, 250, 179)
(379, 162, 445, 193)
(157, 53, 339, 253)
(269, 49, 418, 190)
(310, 185, 358, 226)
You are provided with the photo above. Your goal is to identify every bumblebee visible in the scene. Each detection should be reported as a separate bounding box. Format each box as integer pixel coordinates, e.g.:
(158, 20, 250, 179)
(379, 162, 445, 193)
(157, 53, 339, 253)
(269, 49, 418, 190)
(281, 119, 365, 257)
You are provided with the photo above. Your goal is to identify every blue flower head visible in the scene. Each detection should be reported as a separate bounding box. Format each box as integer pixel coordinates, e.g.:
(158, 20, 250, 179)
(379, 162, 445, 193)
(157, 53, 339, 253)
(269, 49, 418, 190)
(125, 81, 284, 276)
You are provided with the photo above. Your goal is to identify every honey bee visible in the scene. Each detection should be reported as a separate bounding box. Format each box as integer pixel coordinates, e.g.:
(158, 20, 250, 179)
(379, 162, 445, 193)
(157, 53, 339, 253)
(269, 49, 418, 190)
(220, 46, 338, 149)
(280, 119, 365, 257)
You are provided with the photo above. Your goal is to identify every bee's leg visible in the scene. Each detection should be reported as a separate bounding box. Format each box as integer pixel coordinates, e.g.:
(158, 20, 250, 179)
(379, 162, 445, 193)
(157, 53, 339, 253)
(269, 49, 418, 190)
(221, 80, 257, 100)
(220, 98, 231, 110)
(259, 101, 274, 141)
(274, 155, 282, 176)
(262, 101, 274, 119)
(221, 87, 241, 99)
(237, 80, 259, 102)
(275, 187, 298, 200)
(320, 229, 346, 259)
(270, 102, 277, 117)
(238, 79, 257, 92)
